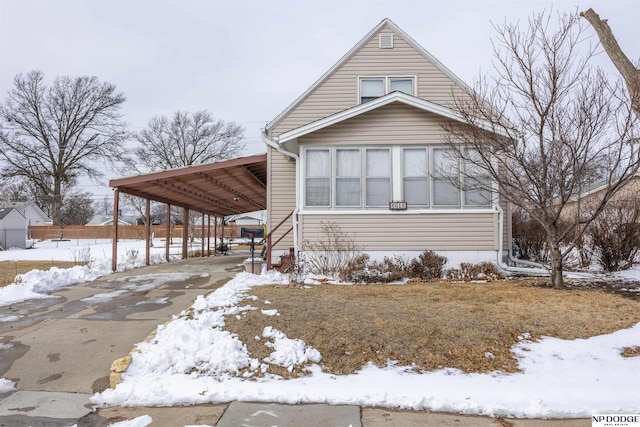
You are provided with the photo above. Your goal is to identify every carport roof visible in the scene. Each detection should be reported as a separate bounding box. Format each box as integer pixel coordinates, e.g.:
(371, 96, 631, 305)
(109, 154, 267, 217)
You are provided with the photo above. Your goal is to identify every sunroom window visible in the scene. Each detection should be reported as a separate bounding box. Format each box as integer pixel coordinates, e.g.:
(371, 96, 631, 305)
(336, 149, 361, 206)
(366, 148, 391, 206)
(303, 146, 493, 210)
(402, 148, 428, 205)
(305, 149, 330, 207)
(463, 148, 492, 207)
(432, 148, 460, 207)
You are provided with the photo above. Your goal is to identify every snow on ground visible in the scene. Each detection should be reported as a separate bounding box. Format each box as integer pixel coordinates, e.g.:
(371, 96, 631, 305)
(0, 238, 203, 307)
(92, 270, 640, 419)
(1, 239, 640, 419)
(0, 378, 16, 394)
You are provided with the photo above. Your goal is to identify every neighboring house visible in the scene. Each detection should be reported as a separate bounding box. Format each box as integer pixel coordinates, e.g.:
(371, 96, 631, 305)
(86, 215, 136, 226)
(0, 207, 27, 249)
(577, 174, 640, 205)
(227, 210, 266, 226)
(262, 18, 511, 267)
(1, 201, 51, 226)
(563, 174, 640, 219)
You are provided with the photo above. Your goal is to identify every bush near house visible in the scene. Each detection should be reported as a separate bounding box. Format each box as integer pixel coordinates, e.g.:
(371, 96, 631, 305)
(586, 199, 640, 272)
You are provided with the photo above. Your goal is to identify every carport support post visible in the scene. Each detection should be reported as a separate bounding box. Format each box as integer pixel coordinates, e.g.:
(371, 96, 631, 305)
(207, 215, 211, 257)
(201, 212, 205, 257)
(214, 215, 218, 255)
(145, 198, 151, 266)
(221, 215, 225, 253)
(111, 188, 120, 271)
(165, 204, 171, 262)
(182, 208, 189, 259)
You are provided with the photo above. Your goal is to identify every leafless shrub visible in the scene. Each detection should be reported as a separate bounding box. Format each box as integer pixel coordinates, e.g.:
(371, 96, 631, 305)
(408, 250, 447, 280)
(586, 198, 640, 272)
(341, 254, 408, 283)
(446, 262, 505, 281)
(512, 206, 549, 262)
(302, 222, 361, 278)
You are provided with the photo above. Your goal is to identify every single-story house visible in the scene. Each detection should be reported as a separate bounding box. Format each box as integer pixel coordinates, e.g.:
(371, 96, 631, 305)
(262, 18, 512, 267)
(0, 207, 27, 249)
(227, 210, 266, 226)
(86, 215, 136, 226)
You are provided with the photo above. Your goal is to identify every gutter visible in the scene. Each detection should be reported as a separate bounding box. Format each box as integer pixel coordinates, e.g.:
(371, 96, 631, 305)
(261, 133, 300, 258)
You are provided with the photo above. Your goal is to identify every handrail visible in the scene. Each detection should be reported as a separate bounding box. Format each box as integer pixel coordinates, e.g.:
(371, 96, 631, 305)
(271, 226, 293, 249)
(264, 210, 295, 270)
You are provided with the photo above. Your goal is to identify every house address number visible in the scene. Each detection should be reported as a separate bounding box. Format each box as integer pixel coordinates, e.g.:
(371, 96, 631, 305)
(389, 201, 407, 210)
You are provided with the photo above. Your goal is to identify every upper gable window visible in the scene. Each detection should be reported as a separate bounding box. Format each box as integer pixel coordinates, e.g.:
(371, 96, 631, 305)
(360, 79, 385, 103)
(359, 76, 415, 104)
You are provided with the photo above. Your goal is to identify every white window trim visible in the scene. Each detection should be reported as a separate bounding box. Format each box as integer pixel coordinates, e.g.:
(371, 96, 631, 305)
(357, 75, 417, 104)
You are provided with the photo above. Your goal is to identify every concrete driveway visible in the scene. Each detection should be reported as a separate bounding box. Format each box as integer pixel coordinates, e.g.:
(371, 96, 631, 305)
(0, 254, 246, 426)
(0, 254, 590, 427)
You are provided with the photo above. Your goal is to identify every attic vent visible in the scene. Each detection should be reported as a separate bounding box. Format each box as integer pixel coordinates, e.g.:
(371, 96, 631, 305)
(379, 34, 394, 49)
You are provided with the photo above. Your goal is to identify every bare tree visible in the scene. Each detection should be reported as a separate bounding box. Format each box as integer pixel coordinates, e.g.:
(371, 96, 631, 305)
(60, 191, 96, 225)
(581, 8, 640, 119)
(0, 177, 29, 203)
(94, 195, 114, 217)
(442, 10, 639, 287)
(128, 110, 245, 173)
(0, 70, 127, 225)
(119, 194, 168, 225)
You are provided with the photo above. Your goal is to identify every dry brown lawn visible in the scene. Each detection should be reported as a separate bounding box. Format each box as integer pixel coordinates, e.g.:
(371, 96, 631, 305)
(0, 260, 81, 287)
(224, 280, 640, 377)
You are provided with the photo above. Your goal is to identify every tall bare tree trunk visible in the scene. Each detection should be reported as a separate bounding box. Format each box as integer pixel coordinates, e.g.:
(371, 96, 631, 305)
(549, 240, 564, 288)
(52, 180, 62, 226)
(581, 8, 640, 119)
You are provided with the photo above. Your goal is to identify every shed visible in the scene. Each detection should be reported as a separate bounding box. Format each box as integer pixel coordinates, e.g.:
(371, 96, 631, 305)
(0, 207, 27, 250)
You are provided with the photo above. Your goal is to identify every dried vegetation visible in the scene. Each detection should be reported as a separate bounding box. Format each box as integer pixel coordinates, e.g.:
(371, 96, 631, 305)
(225, 279, 640, 378)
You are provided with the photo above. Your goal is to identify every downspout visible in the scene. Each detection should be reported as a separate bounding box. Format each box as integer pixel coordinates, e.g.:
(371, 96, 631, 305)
(495, 203, 549, 275)
(495, 204, 593, 278)
(261, 133, 300, 257)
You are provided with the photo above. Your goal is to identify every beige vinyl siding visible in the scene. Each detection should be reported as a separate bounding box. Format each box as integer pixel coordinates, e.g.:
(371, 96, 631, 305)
(300, 212, 498, 251)
(271, 24, 468, 137)
(267, 146, 296, 251)
(299, 103, 452, 146)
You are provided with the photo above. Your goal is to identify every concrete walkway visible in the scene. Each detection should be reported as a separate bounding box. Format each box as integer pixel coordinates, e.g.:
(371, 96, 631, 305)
(0, 254, 590, 427)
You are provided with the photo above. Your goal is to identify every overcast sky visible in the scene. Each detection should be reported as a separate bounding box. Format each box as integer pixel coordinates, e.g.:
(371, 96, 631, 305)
(1, 0, 638, 198)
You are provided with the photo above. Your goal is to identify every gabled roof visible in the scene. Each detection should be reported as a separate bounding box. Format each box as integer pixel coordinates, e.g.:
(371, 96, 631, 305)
(0, 201, 51, 222)
(0, 207, 21, 220)
(266, 18, 474, 132)
(276, 91, 509, 144)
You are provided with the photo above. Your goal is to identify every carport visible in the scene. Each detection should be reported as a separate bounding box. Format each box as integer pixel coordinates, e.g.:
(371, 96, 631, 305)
(108, 154, 267, 271)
